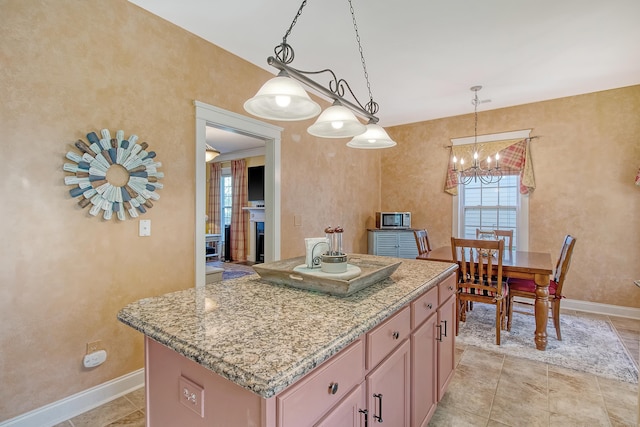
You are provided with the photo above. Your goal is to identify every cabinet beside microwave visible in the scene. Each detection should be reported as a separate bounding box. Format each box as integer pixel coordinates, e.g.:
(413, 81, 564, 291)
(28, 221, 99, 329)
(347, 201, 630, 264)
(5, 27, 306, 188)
(375, 212, 411, 229)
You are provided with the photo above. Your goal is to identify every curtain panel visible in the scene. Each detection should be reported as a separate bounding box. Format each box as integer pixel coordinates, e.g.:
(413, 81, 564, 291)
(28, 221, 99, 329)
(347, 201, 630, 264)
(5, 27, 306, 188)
(230, 159, 248, 261)
(207, 162, 221, 234)
(445, 138, 535, 196)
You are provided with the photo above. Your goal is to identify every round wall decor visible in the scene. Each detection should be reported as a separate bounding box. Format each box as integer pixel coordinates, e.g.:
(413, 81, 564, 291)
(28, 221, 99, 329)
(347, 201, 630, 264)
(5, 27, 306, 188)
(63, 129, 164, 220)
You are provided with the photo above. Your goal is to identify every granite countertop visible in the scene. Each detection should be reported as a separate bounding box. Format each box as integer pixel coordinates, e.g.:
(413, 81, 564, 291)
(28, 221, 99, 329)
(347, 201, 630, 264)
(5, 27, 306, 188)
(117, 254, 456, 399)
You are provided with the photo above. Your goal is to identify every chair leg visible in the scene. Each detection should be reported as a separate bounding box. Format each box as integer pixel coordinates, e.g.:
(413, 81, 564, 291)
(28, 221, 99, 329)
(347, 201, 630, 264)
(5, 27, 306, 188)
(507, 296, 514, 331)
(552, 299, 562, 340)
(495, 303, 501, 345)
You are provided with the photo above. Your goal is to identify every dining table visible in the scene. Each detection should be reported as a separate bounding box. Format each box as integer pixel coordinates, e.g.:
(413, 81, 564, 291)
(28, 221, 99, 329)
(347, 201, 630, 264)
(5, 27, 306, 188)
(418, 246, 553, 351)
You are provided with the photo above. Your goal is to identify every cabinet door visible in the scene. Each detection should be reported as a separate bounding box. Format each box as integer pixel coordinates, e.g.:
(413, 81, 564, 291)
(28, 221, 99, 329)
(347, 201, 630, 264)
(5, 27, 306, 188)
(437, 295, 456, 400)
(397, 231, 419, 259)
(367, 339, 410, 427)
(374, 232, 400, 257)
(411, 314, 438, 427)
(315, 383, 365, 427)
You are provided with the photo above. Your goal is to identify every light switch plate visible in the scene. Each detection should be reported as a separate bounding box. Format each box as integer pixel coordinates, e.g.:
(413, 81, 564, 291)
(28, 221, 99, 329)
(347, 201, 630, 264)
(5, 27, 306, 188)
(179, 375, 204, 417)
(139, 219, 151, 237)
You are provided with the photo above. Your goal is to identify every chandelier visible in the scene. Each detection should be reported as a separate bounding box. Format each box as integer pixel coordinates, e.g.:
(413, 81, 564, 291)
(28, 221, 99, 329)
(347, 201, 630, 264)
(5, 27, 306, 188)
(243, 0, 396, 149)
(451, 86, 502, 185)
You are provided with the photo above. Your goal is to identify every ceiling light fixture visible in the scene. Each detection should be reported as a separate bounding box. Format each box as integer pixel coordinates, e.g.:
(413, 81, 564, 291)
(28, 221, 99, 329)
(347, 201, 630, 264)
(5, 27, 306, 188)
(451, 86, 502, 185)
(244, 0, 396, 148)
(205, 144, 220, 162)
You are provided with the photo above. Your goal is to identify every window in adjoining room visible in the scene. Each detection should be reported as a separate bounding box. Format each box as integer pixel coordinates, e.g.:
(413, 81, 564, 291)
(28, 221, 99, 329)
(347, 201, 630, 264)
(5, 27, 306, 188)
(453, 174, 529, 250)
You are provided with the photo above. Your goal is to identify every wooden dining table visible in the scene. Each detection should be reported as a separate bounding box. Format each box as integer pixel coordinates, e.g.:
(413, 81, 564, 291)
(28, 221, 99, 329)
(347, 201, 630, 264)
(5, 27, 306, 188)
(418, 246, 554, 351)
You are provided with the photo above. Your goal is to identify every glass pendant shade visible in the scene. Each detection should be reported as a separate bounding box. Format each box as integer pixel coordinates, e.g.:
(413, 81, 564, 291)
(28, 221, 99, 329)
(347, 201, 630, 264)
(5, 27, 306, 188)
(307, 103, 367, 138)
(243, 75, 321, 121)
(346, 123, 397, 149)
(205, 144, 220, 162)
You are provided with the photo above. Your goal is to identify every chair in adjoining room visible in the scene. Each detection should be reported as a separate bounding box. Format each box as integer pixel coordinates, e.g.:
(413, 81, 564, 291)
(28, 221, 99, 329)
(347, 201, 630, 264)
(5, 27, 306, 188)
(452, 237, 507, 345)
(507, 235, 577, 340)
(413, 229, 432, 256)
(476, 228, 513, 251)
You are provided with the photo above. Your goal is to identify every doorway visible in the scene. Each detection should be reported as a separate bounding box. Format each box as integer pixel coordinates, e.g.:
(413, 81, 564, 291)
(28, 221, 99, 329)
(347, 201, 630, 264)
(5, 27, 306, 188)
(194, 101, 283, 288)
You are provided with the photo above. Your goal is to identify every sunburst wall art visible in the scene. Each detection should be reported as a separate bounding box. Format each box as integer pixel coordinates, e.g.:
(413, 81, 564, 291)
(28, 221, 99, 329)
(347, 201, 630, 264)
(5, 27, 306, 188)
(63, 129, 164, 221)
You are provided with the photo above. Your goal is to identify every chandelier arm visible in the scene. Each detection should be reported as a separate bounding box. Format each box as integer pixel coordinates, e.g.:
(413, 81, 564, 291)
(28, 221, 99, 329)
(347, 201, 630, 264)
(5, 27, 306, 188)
(267, 56, 380, 123)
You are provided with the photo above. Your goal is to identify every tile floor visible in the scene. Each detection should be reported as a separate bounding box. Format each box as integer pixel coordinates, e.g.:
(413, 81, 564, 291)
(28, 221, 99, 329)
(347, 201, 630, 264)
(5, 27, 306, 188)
(55, 310, 640, 427)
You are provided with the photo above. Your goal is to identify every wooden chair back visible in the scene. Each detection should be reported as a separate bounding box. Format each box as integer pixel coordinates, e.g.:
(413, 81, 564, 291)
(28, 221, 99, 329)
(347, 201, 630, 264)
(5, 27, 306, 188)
(413, 229, 432, 255)
(476, 228, 513, 251)
(553, 235, 577, 297)
(452, 237, 505, 295)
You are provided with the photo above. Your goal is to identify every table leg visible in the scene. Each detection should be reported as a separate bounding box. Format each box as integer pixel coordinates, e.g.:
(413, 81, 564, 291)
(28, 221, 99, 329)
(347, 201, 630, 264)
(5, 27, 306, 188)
(534, 273, 550, 351)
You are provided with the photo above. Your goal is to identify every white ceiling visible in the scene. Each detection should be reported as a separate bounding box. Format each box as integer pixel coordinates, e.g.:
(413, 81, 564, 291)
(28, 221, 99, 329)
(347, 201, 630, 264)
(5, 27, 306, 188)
(130, 0, 640, 151)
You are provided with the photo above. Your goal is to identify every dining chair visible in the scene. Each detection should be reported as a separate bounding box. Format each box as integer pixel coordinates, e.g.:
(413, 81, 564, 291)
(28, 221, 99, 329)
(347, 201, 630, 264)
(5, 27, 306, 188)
(507, 235, 577, 340)
(452, 237, 508, 345)
(476, 228, 513, 251)
(413, 229, 432, 255)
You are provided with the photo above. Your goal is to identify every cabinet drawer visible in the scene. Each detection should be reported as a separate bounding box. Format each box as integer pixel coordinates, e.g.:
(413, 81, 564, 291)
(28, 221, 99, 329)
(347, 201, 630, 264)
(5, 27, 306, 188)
(277, 339, 364, 427)
(438, 273, 457, 305)
(411, 286, 438, 329)
(366, 306, 411, 370)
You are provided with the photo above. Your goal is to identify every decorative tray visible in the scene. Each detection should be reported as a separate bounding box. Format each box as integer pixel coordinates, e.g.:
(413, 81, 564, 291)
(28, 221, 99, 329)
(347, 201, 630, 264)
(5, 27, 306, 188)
(252, 254, 402, 296)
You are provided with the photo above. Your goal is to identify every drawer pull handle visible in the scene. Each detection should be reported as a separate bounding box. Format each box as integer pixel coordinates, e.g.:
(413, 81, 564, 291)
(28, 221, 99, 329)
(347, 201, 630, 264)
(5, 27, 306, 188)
(426, 303, 433, 309)
(359, 409, 369, 427)
(328, 382, 339, 395)
(448, 285, 454, 291)
(392, 331, 400, 340)
(373, 393, 383, 422)
(436, 324, 443, 342)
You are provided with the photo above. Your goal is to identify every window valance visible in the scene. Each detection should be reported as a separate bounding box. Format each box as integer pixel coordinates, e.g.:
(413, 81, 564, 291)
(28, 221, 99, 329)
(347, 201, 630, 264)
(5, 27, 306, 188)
(445, 138, 535, 196)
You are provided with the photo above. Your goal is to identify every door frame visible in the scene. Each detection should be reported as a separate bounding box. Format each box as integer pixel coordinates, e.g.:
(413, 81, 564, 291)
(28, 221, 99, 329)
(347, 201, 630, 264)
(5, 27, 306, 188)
(194, 101, 282, 287)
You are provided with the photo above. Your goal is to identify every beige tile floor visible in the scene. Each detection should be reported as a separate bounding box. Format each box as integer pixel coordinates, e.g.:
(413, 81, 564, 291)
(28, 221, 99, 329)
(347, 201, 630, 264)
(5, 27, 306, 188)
(56, 310, 639, 427)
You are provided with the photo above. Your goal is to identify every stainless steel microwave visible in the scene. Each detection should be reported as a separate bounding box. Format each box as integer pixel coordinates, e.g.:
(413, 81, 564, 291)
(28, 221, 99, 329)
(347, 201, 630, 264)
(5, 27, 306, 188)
(375, 212, 411, 229)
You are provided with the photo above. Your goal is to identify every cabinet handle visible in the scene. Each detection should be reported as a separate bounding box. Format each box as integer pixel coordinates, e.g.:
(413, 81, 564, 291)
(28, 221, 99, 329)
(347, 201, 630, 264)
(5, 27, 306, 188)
(436, 324, 443, 342)
(328, 382, 339, 395)
(442, 320, 448, 337)
(373, 393, 383, 422)
(392, 331, 400, 340)
(448, 285, 454, 291)
(426, 302, 433, 310)
(358, 409, 369, 427)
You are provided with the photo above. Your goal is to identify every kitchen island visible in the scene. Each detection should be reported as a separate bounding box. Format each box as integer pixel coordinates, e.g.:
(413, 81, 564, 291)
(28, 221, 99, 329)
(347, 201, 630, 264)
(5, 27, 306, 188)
(118, 254, 458, 426)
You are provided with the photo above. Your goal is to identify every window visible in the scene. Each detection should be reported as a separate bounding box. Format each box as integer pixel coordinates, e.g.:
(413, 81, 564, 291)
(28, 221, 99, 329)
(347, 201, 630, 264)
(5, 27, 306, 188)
(221, 174, 232, 227)
(454, 174, 529, 250)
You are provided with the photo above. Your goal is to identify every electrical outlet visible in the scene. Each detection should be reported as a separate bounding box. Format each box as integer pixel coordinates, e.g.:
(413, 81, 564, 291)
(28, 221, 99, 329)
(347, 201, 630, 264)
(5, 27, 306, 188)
(86, 340, 101, 354)
(179, 376, 204, 417)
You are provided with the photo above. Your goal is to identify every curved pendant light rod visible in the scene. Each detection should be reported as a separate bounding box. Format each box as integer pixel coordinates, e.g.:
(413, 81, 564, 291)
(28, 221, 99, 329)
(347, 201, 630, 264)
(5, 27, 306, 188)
(267, 56, 379, 124)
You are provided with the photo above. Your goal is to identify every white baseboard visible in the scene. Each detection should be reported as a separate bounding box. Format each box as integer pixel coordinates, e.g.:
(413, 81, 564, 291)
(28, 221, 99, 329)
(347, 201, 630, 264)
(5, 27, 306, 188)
(0, 369, 144, 427)
(513, 297, 640, 320)
(563, 298, 640, 320)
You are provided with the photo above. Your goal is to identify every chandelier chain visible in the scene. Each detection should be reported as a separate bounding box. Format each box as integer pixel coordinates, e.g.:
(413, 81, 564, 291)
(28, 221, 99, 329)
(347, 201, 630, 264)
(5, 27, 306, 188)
(276, 0, 308, 64)
(348, 0, 378, 115)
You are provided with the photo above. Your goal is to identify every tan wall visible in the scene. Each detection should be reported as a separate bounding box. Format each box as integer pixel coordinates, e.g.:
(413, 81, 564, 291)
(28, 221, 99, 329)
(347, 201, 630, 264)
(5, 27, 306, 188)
(0, 0, 380, 420)
(384, 86, 640, 307)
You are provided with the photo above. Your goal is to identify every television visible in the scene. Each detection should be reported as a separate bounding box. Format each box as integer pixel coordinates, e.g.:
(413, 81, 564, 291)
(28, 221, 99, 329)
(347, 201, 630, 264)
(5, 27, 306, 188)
(247, 165, 265, 202)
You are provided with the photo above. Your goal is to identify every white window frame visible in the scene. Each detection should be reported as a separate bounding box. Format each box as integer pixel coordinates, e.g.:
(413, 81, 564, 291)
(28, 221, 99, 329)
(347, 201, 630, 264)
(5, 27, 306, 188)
(450, 130, 530, 250)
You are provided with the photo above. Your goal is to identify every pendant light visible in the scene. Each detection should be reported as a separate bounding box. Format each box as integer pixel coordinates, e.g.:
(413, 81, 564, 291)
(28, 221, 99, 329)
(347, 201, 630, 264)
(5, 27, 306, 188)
(205, 144, 220, 162)
(243, 0, 397, 149)
(347, 122, 397, 149)
(307, 101, 367, 138)
(243, 71, 321, 121)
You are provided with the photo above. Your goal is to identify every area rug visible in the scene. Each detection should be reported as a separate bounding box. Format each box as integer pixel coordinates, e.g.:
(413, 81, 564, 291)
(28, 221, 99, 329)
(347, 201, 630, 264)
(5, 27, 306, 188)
(457, 304, 639, 384)
(222, 270, 256, 280)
